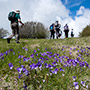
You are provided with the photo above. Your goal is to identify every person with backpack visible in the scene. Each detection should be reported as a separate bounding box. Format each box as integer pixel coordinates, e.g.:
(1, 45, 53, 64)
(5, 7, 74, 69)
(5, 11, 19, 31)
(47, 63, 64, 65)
(7, 10, 24, 43)
(49, 23, 55, 39)
(55, 21, 62, 39)
(64, 24, 69, 38)
(71, 29, 74, 37)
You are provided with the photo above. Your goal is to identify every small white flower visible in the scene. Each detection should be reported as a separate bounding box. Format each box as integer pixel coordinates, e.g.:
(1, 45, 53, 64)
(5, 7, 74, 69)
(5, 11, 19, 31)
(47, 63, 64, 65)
(86, 85, 88, 88)
(50, 73, 52, 76)
(62, 73, 65, 76)
(43, 80, 45, 82)
(55, 71, 57, 74)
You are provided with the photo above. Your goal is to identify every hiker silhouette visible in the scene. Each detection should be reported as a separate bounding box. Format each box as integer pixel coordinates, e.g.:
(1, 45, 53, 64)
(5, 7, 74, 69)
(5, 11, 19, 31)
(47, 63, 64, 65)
(7, 10, 24, 43)
(64, 24, 69, 38)
(49, 23, 55, 39)
(71, 29, 74, 37)
(55, 21, 62, 39)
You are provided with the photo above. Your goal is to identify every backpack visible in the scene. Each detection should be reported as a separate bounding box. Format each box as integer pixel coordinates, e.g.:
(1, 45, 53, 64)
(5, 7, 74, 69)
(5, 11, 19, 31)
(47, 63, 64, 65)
(55, 24, 60, 30)
(50, 25, 53, 30)
(8, 11, 16, 21)
(64, 25, 68, 30)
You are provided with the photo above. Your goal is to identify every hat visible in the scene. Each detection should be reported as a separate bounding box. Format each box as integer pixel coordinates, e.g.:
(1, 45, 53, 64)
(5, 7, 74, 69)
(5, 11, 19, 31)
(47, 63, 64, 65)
(16, 10, 20, 14)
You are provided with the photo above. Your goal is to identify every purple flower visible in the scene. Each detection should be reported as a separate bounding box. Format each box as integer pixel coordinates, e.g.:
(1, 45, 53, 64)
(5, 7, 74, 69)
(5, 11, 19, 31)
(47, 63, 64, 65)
(81, 81, 85, 86)
(23, 81, 27, 89)
(60, 68, 64, 71)
(22, 47, 24, 49)
(87, 47, 90, 50)
(30, 54, 34, 58)
(25, 48, 28, 51)
(45, 48, 47, 50)
(72, 76, 76, 81)
(34, 50, 36, 53)
(18, 74, 22, 79)
(0, 53, 4, 57)
(18, 55, 23, 59)
(8, 63, 13, 69)
(37, 49, 40, 51)
(0, 53, 4, 60)
(17, 68, 22, 74)
(4, 51, 8, 55)
(24, 70, 29, 76)
(73, 82, 79, 89)
(52, 61, 56, 64)
(21, 65, 24, 68)
(23, 57, 30, 62)
(69, 52, 72, 55)
(30, 63, 35, 70)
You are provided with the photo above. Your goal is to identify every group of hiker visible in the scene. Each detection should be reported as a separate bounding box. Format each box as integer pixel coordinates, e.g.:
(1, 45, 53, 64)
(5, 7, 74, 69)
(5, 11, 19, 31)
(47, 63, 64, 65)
(7, 10, 74, 44)
(49, 21, 74, 39)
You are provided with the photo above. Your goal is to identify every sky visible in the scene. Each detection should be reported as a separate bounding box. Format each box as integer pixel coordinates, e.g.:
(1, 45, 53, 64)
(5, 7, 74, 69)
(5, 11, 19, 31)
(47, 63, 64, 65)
(0, 0, 90, 37)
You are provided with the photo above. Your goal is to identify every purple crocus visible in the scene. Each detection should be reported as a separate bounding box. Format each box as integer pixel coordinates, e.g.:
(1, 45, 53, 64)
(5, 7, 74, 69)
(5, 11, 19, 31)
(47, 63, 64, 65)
(8, 63, 13, 69)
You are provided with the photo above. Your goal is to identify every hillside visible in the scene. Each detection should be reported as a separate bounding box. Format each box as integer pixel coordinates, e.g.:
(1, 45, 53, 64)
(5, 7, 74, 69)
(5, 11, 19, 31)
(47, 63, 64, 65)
(0, 37, 90, 89)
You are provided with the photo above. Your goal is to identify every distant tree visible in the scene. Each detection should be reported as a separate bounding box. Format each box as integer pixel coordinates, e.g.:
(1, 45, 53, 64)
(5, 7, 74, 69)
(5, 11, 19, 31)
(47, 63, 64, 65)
(79, 25, 90, 37)
(0, 28, 9, 39)
(19, 21, 49, 39)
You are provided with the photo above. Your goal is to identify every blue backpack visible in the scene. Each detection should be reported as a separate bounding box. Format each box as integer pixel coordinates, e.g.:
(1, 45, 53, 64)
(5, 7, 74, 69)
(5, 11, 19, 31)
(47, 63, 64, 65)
(50, 25, 53, 30)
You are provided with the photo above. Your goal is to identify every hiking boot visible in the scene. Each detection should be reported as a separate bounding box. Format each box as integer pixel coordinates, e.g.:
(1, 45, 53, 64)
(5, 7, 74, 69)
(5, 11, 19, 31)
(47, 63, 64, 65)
(16, 41, 20, 43)
(7, 38, 10, 43)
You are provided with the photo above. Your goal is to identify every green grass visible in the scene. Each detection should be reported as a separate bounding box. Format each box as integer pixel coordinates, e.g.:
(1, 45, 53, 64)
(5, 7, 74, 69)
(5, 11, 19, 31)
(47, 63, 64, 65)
(0, 37, 90, 90)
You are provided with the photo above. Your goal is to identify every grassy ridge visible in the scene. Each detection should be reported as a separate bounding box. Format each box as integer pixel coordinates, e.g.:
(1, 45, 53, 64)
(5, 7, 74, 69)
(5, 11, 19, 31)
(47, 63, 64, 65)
(0, 37, 90, 89)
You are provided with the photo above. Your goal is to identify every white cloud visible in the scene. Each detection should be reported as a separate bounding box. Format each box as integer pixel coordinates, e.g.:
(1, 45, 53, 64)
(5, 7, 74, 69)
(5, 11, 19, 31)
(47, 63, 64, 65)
(76, 6, 85, 15)
(0, 0, 90, 38)
(65, 0, 68, 5)
(68, 6, 90, 37)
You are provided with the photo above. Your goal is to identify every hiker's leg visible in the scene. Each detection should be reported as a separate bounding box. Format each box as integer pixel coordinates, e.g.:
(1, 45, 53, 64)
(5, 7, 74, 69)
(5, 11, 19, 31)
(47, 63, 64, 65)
(53, 31, 55, 39)
(7, 28, 15, 43)
(65, 32, 66, 38)
(51, 31, 53, 39)
(7, 27, 15, 40)
(66, 32, 68, 38)
(56, 30, 59, 39)
(15, 24, 19, 43)
(56, 31, 58, 39)
(50, 31, 52, 39)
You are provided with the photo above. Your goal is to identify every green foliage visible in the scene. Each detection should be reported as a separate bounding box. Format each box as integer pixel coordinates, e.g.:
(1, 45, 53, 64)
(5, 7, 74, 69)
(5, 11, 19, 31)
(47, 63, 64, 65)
(19, 21, 49, 39)
(0, 28, 9, 38)
(79, 25, 90, 37)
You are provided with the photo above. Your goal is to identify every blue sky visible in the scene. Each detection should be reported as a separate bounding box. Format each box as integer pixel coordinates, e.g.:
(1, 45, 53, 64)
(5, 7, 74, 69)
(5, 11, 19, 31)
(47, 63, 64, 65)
(61, 0, 90, 18)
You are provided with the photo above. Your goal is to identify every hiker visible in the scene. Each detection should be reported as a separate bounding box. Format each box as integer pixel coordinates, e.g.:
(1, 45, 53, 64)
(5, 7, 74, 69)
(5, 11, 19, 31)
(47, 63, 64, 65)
(71, 29, 74, 37)
(55, 21, 62, 39)
(49, 23, 55, 39)
(7, 10, 24, 43)
(64, 24, 69, 38)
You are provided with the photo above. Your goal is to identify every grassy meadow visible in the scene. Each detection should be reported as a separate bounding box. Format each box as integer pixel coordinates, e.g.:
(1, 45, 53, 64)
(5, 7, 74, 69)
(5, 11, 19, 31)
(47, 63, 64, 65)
(0, 37, 90, 90)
